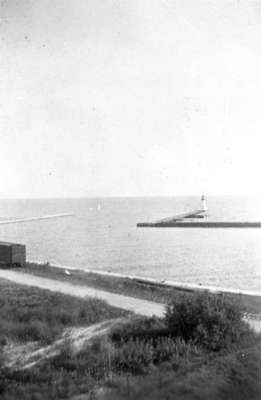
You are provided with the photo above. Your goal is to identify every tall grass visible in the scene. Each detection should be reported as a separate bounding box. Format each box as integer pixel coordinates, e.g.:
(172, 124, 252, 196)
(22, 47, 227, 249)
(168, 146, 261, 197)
(0, 281, 127, 344)
(104, 341, 261, 400)
(0, 284, 259, 400)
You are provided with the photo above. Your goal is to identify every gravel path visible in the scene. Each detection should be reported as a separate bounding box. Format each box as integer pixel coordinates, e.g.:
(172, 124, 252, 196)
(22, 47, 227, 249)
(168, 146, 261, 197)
(0, 269, 165, 317)
(0, 269, 260, 332)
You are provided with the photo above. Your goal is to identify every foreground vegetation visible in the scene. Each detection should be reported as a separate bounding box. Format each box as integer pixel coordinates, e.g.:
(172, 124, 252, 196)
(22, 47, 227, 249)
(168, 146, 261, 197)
(0, 279, 128, 345)
(105, 342, 261, 400)
(0, 279, 260, 400)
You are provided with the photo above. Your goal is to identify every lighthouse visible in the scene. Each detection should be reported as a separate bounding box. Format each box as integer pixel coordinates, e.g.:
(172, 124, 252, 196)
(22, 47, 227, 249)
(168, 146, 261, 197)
(201, 195, 207, 212)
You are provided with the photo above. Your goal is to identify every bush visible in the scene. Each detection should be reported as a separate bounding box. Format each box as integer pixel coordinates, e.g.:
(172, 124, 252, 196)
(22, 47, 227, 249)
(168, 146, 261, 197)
(14, 321, 59, 343)
(112, 338, 154, 374)
(104, 342, 261, 400)
(48, 329, 200, 379)
(152, 336, 199, 364)
(110, 316, 166, 343)
(111, 335, 200, 374)
(165, 292, 252, 351)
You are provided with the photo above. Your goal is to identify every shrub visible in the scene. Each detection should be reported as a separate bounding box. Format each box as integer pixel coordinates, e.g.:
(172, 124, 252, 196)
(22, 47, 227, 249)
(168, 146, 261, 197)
(165, 292, 252, 351)
(110, 316, 166, 343)
(112, 338, 154, 374)
(111, 335, 200, 375)
(152, 336, 199, 364)
(103, 342, 261, 400)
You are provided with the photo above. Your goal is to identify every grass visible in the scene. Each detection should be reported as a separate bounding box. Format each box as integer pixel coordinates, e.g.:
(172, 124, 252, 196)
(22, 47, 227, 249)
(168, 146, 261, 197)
(104, 341, 261, 400)
(0, 278, 260, 400)
(0, 323, 204, 399)
(1, 313, 258, 400)
(22, 262, 177, 304)
(20, 262, 261, 315)
(0, 279, 128, 344)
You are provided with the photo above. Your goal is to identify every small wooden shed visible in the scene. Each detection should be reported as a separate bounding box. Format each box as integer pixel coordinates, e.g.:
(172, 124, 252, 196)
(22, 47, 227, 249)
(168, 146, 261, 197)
(0, 241, 26, 268)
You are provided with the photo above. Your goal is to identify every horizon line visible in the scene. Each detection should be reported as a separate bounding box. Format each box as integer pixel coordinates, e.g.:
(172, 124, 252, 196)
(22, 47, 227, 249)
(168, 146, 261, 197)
(0, 194, 261, 200)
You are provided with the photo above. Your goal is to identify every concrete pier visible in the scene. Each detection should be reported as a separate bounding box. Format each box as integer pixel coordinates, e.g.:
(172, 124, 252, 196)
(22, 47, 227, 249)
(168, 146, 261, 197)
(137, 221, 261, 228)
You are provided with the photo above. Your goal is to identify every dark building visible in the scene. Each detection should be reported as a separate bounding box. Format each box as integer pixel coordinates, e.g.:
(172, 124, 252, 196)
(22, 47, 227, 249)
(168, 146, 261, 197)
(0, 242, 26, 267)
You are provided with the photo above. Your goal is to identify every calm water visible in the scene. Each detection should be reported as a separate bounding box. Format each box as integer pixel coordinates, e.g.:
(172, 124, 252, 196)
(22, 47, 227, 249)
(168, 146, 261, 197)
(0, 197, 261, 291)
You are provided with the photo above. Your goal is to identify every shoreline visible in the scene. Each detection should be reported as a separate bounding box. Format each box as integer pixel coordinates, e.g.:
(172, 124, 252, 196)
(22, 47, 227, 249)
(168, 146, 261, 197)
(17, 261, 261, 317)
(29, 259, 261, 297)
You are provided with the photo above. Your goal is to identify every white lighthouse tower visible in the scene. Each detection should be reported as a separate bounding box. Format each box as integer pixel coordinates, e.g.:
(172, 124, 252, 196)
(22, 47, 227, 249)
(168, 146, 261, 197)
(201, 195, 207, 212)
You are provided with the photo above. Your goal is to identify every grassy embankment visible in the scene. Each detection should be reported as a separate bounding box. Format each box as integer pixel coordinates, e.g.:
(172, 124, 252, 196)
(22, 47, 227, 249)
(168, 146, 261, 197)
(22, 262, 261, 315)
(0, 279, 128, 346)
(0, 277, 260, 400)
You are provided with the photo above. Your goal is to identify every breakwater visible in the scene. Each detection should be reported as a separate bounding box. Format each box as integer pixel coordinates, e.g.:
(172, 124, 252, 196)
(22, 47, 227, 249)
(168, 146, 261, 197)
(137, 221, 261, 228)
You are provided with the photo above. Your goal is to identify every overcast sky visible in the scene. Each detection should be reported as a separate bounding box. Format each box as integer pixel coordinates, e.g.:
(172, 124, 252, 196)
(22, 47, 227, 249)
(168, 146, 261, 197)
(1, 0, 261, 198)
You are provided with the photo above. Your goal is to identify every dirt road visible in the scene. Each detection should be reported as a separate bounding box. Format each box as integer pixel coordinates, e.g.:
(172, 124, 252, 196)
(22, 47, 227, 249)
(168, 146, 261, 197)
(0, 269, 260, 332)
(0, 269, 165, 317)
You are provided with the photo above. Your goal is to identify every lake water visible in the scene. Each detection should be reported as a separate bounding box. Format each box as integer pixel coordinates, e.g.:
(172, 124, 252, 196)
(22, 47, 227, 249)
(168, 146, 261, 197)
(0, 197, 261, 291)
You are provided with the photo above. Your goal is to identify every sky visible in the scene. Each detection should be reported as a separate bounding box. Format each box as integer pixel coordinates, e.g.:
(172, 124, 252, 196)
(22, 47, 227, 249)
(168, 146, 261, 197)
(1, 0, 261, 198)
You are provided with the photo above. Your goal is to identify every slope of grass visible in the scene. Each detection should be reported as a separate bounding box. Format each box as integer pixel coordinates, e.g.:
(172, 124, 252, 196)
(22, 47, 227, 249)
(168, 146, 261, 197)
(104, 341, 261, 400)
(0, 282, 259, 400)
(0, 279, 128, 344)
